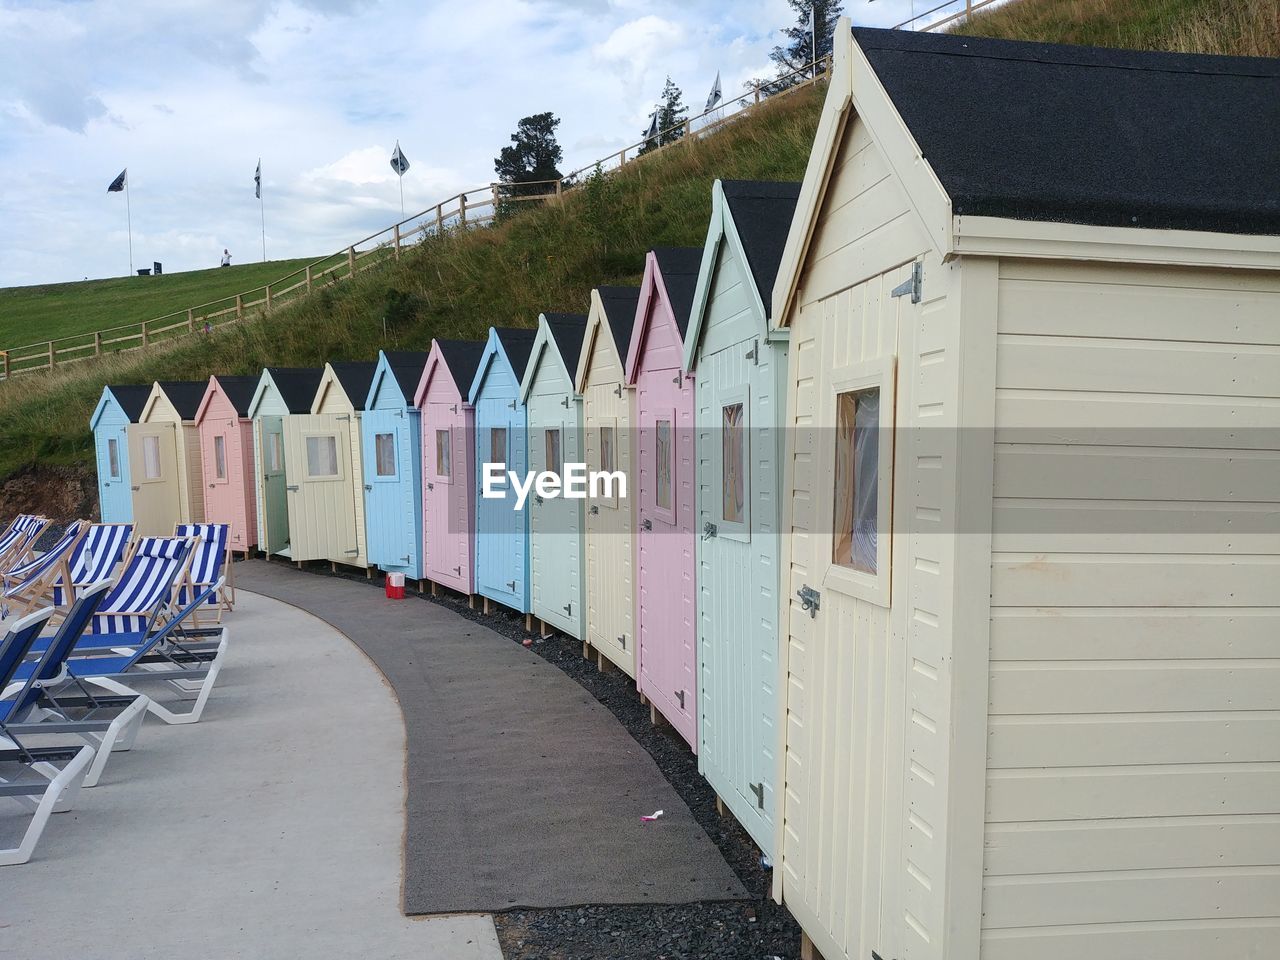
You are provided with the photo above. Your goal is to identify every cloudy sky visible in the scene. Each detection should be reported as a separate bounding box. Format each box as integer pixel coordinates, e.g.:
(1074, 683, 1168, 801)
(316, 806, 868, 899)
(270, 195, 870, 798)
(0, 0, 936, 287)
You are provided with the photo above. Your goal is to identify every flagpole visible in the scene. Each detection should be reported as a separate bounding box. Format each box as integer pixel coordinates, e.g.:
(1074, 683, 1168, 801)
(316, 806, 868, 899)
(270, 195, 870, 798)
(260, 192, 267, 262)
(125, 176, 134, 276)
(811, 3, 817, 77)
(399, 174, 404, 219)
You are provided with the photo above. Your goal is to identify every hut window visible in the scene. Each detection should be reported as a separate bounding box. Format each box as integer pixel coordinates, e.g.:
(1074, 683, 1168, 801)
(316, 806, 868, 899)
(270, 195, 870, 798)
(266, 432, 283, 473)
(721, 403, 745, 524)
(600, 426, 616, 473)
(490, 427, 507, 466)
(374, 432, 397, 477)
(143, 435, 162, 480)
(436, 429, 452, 479)
(655, 418, 673, 512)
(107, 438, 121, 479)
(213, 435, 227, 480)
(306, 435, 340, 478)
(833, 387, 880, 573)
(545, 428, 562, 474)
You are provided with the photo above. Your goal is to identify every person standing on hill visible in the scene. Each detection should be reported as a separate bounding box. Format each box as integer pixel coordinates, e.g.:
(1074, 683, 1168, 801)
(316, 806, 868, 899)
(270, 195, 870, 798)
(221, 248, 232, 267)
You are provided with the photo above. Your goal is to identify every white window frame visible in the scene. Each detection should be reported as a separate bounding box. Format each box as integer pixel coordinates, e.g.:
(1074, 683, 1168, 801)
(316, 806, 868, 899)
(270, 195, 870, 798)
(434, 428, 453, 483)
(304, 433, 343, 481)
(651, 409, 677, 526)
(106, 437, 121, 480)
(819, 355, 896, 608)
(142, 434, 163, 482)
(212, 434, 228, 482)
(373, 431, 398, 481)
(265, 430, 284, 475)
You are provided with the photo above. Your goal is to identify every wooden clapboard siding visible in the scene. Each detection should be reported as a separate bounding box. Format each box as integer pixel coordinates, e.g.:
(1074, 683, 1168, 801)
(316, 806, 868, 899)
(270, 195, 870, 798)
(91, 389, 134, 523)
(313, 369, 368, 568)
(362, 357, 425, 579)
(982, 259, 1280, 957)
(249, 377, 292, 556)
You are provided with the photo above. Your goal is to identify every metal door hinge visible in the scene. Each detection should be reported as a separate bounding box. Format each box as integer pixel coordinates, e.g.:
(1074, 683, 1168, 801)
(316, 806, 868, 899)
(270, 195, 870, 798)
(454, 566, 462, 576)
(797, 584, 821, 618)
(749, 781, 764, 809)
(451, 404, 458, 414)
(401, 555, 411, 563)
(745, 339, 758, 365)
(286, 485, 299, 492)
(507, 399, 516, 410)
(891, 261, 923, 304)
(563, 602, 572, 616)
(131, 485, 140, 491)
(506, 580, 516, 591)
(561, 396, 570, 408)
(345, 549, 358, 556)
(671, 372, 681, 386)
(613, 384, 623, 398)
(618, 634, 626, 649)
(702, 521, 717, 539)
(337, 414, 351, 421)
(675, 689, 685, 710)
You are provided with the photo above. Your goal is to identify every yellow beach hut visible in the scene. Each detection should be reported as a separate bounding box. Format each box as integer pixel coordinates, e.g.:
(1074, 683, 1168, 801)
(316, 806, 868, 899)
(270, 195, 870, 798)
(130, 380, 207, 535)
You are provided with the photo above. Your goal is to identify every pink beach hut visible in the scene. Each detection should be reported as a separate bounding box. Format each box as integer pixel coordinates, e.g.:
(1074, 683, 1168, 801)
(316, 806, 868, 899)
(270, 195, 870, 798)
(414, 338, 486, 598)
(194, 374, 261, 553)
(624, 247, 702, 750)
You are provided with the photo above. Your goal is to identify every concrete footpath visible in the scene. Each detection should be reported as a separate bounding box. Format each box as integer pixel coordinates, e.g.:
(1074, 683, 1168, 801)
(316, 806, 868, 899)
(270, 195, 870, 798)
(0, 591, 502, 960)
(239, 560, 747, 915)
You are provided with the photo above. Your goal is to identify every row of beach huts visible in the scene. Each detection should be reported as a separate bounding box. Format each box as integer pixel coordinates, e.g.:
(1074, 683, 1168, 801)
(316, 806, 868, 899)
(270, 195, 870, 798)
(84, 26, 1280, 960)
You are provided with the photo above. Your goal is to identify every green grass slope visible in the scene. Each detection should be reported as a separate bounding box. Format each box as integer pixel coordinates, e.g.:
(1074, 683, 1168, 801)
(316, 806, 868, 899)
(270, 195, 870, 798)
(0, 87, 823, 477)
(0, 258, 317, 346)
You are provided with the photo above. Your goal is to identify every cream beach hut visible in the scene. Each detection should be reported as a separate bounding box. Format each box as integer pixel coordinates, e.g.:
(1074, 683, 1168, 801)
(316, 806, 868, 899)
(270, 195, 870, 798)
(770, 23, 1280, 960)
(282, 361, 377, 571)
(194, 375, 261, 553)
(682, 179, 799, 856)
(130, 381, 207, 535)
(520, 312, 588, 640)
(574, 286, 641, 675)
(247, 367, 324, 559)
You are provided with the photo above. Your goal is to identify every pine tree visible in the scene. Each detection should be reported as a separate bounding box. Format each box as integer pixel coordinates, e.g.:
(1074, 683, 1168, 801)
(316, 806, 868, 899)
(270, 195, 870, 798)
(640, 77, 689, 155)
(769, 0, 844, 82)
(494, 112, 564, 202)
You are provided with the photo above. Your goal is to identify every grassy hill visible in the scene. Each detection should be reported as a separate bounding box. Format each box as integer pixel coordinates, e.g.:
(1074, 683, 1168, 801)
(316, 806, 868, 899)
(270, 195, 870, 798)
(0, 0, 1275, 506)
(0, 258, 317, 347)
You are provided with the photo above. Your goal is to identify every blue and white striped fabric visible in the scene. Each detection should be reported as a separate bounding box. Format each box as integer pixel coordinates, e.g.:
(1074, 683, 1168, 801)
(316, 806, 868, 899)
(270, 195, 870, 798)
(51, 523, 133, 606)
(90, 536, 194, 635)
(0, 521, 84, 620)
(0, 515, 48, 572)
(174, 523, 229, 609)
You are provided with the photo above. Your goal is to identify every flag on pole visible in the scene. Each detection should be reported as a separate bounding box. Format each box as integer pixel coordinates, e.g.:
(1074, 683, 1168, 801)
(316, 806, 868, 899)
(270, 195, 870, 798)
(255, 159, 261, 199)
(644, 109, 659, 141)
(107, 168, 127, 193)
(390, 141, 410, 176)
(705, 71, 722, 111)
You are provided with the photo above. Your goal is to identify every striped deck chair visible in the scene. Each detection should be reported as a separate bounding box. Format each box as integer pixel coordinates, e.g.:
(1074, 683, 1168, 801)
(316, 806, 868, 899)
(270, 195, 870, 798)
(89, 536, 195, 636)
(0, 606, 95, 866)
(49, 523, 134, 610)
(174, 523, 233, 624)
(0, 521, 87, 622)
(0, 515, 49, 575)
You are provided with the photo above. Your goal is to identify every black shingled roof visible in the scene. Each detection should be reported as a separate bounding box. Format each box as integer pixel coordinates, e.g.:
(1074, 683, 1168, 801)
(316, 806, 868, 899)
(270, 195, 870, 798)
(264, 367, 325, 414)
(854, 27, 1280, 235)
(543, 313, 588, 381)
(597, 286, 641, 359)
(105, 384, 151, 423)
(213, 376, 260, 417)
(651, 248, 703, 338)
(492, 328, 539, 382)
(156, 381, 207, 421)
(381, 351, 430, 404)
(435, 340, 487, 391)
(328, 362, 378, 412)
(721, 181, 801, 311)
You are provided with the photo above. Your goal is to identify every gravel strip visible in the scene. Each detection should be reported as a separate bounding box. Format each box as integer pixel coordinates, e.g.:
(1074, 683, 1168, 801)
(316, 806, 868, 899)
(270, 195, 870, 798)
(265, 558, 803, 960)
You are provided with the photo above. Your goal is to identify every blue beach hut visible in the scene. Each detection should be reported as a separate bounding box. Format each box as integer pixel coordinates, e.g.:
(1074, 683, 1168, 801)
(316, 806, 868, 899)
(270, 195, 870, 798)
(362, 350, 430, 582)
(468, 327, 537, 622)
(90, 384, 151, 523)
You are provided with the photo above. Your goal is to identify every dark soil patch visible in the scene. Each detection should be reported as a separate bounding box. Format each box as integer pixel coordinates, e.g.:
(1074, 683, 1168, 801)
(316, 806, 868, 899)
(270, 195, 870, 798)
(270, 558, 802, 959)
(0, 463, 97, 526)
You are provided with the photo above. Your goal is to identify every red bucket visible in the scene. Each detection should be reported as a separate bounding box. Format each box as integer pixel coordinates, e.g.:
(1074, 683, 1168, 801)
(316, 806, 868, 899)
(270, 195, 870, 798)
(385, 572, 406, 600)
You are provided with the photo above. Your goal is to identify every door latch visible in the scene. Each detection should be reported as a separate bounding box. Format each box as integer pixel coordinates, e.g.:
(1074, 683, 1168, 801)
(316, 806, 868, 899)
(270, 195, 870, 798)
(702, 521, 718, 539)
(364, 484, 372, 491)
(797, 584, 821, 618)
(534, 495, 544, 505)
(590, 505, 600, 515)
(749, 782, 764, 809)
(641, 517, 652, 531)
(427, 482, 434, 491)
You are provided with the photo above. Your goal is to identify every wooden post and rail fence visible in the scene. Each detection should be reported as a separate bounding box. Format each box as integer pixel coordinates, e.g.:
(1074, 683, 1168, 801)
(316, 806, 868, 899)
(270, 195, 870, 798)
(0, 1, 996, 381)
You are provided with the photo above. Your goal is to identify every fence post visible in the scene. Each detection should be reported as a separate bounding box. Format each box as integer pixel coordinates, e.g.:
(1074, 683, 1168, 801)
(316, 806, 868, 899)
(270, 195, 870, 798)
(620, 148, 627, 166)
(187, 307, 195, 333)
(491, 183, 500, 215)
(436, 203, 444, 234)
(684, 118, 691, 138)
(393, 223, 401, 261)
(459, 194, 468, 227)
(348, 246, 356, 275)
(95, 331, 102, 356)
(753, 82, 760, 104)
(265, 284, 272, 312)
(236, 294, 243, 320)
(141, 322, 148, 348)
(306, 264, 313, 293)
(1, 351, 8, 379)
(48, 341, 55, 368)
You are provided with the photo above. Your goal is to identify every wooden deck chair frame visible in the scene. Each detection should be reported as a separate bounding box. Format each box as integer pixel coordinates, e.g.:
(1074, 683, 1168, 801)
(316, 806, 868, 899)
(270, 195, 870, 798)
(50, 522, 134, 616)
(90, 536, 197, 634)
(0, 516, 50, 576)
(0, 522, 89, 623)
(173, 523, 235, 626)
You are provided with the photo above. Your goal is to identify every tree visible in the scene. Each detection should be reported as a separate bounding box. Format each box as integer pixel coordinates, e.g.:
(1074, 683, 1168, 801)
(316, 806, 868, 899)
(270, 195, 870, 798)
(769, 0, 844, 83)
(640, 77, 689, 155)
(494, 112, 564, 203)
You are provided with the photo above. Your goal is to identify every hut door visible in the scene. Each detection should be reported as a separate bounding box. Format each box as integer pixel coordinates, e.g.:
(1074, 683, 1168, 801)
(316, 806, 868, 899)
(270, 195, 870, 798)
(476, 397, 525, 605)
(260, 416, 289, 553)
(635, 367, 697, 747)
(283, 414, 352, 562)
(127, 422, 180, 536)
(97, 422, 132, 523)
(425, 404, 458, 582)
